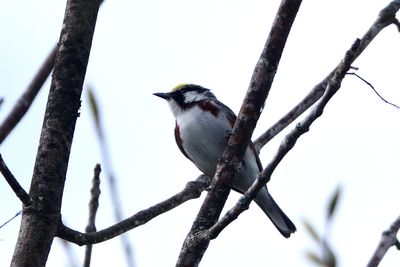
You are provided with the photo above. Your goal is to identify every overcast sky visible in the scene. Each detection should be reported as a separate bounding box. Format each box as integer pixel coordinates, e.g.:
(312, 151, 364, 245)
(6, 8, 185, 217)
(1, 1, 400, 266)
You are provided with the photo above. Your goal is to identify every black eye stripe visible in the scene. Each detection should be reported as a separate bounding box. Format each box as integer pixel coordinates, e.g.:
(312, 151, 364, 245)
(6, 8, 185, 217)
(171, 84, 215, 106)
(171, 90, 185, 105)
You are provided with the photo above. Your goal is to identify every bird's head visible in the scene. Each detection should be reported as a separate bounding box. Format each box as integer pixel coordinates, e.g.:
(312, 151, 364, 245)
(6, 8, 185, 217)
(154, 84, 216, 117)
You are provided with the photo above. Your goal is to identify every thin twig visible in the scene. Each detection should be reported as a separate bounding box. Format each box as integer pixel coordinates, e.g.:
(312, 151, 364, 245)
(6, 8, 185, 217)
(367, 215, 400, 267)
(253, 0, 400, 152)
(347, 72, 400, 109)
(206, 39, 361, 240)
(83, 164, 101, 267)
(0, 46, 57, 145)
(57, 175, 211, 245)
(0, 154, 32, 206)
(0, 210, 22, 229)
(87, 88, 135, 266)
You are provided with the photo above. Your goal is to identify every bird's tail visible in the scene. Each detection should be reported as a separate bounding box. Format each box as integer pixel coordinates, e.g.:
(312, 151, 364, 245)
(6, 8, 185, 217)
(254, 187, 296, 238)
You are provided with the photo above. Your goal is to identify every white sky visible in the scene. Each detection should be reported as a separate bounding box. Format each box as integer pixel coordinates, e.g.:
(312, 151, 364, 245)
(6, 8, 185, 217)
(1, 1, 400, 266)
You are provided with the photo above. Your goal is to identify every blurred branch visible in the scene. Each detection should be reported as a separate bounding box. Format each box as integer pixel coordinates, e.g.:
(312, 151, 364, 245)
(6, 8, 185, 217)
(57, 175, 211, 245)
(0, 1, 108, 146)
(305, 186, 342, 267)
(86, 87, 135, 266)
(253, 0, 400, 152)
(394, 18, 400, 30)
(83, 164, 101, 267)
(367, 215, 400, 267)
(60, 240, 80, 267)
(206, 41, 358, 240)
(0, 46, 57, 145)
(0, 153, 32, 206)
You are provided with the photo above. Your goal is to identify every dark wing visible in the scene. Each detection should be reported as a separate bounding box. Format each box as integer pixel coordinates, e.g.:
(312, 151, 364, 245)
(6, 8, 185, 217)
(216, 100, 237, 127)
(216, 100, 263, 172)
(174, 121, 191, 160)
(249, 141, 263, 172)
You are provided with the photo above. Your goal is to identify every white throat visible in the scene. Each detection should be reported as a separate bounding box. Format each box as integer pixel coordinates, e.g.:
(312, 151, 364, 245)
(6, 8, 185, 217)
(168, 100, 184, 118)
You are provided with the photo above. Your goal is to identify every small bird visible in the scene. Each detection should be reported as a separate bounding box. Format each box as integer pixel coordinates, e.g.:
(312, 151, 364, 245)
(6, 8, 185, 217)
(154, 84, 296, 237)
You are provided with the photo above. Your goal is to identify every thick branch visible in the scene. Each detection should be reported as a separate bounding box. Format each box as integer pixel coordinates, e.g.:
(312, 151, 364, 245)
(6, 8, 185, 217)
(367, 215, 400, 267)
(57, 175, 211, 245)
(0, 153, 32, 206)
(207, 39, 360, 239)
(176, 1, 303, 266)
(11, 0, 101, 266)
(253, 0, 400, 152)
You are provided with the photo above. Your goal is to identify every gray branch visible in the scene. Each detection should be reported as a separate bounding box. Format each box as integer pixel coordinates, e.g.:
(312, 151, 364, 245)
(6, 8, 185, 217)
(367, 215, 400, 267)
(253, 0, 400, 152)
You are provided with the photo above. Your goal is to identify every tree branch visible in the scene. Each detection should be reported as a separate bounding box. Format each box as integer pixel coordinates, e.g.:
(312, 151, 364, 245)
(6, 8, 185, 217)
(83, 164, 101, 267)
(0, 153, 32, 206)
(207, 39, 360, 239)
(0, 46, 57, 145)
(253, 0, 400, 152)
(11, 0, 101, 266)
(0, 1, 107, 146)
(57, 175, 211, 245)
(347, 72, 400, 109)
(367, 215, 400, 267)
(176, 1, 303, 266)
(87, 87, 135, 266)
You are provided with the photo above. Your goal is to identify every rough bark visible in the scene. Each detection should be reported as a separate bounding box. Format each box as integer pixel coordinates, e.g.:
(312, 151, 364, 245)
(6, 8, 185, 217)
(10, 0, 100, 266)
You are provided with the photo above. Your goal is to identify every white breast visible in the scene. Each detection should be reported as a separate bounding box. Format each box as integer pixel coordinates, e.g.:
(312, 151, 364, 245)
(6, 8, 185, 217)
(176, 105, 232, 177)
(175, 103, 261, 195)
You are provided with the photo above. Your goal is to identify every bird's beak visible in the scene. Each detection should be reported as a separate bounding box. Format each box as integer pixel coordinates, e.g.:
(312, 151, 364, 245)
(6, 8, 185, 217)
(153, 92, 171, 100)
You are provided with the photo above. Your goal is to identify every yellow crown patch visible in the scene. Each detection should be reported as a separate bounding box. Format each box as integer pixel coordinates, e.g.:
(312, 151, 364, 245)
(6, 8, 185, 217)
(171, 83, 189, 92)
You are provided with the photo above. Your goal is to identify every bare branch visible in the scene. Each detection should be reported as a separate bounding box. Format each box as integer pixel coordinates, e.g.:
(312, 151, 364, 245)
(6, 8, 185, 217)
(0, 153, 32, 206)
(83, 164, 101, 267)
(394, 18, 400, 30)
(176, 1, 303, 266)
(0, 1, 108, 146)
(57, 175, 211, 246)
(206, 39, 361, 239)
(0, 211, 22, 230)
(0, 46, 57, 145)
(254, 0, 400, 152)
(367, 215, 400, 267)
(11, 0, 101, 265)
(86, 87, 135, 266)
(347, 72, 400, 109)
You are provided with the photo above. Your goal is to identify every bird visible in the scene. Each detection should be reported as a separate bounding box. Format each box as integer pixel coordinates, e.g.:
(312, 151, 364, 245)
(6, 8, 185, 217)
(154, 83, 296, 237)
